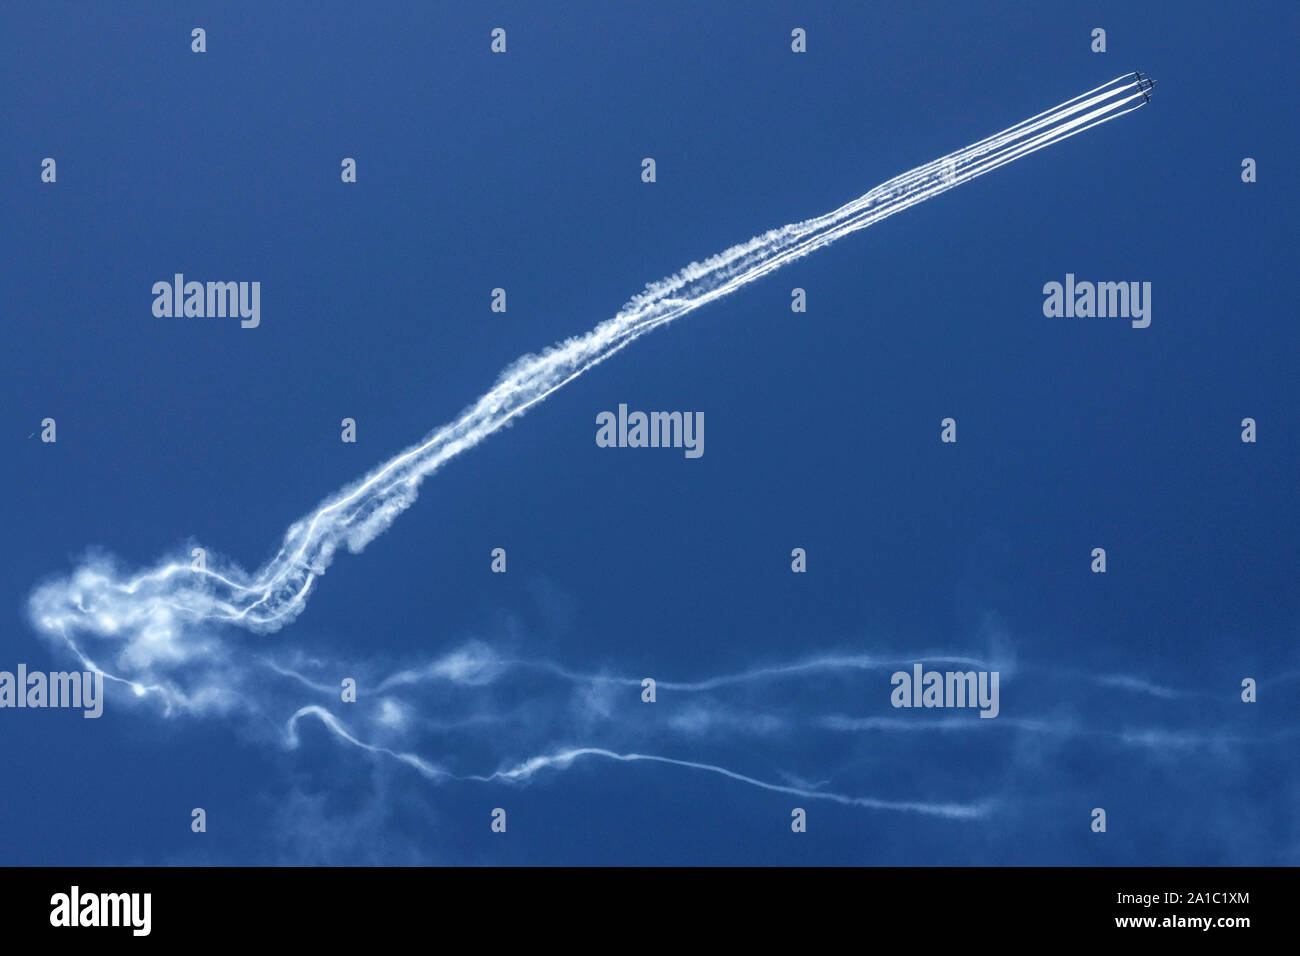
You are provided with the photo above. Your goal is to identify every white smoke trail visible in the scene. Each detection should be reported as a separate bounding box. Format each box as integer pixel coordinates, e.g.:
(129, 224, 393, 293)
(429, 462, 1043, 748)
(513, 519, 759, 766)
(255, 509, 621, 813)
(468, 747, 992, 819)
(1094, 674, 1193, 700)
(370, 646, 1002, 694)
(287, 705, 448, 779)
(29, 74, 1150, 683)
(820, 715, 1063, 734)
(284, 705, 992, 819)
(264, 637, 1288, 814)
(816, 715, 1290, 751)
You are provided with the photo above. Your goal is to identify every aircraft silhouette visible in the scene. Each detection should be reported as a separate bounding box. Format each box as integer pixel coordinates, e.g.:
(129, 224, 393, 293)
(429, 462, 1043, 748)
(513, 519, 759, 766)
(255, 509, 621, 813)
(1134, 70, 1156, 104)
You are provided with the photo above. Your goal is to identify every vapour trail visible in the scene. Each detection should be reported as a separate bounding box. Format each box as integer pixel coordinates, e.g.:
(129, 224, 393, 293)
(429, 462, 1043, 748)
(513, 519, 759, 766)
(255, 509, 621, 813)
(817, 715, 1295, 750)
(284, 705, 991, 819)
(293, 639, 1233, 711)
(372, 647, 1002, 694)
(29, 75, 1150, 701)
(468, 747, 992, 819)
(263, 635, 1284, 814)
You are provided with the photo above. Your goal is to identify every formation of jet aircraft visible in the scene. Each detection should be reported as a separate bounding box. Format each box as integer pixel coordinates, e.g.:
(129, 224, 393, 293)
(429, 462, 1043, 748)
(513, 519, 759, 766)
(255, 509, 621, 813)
(1134, 70, 1156, 104)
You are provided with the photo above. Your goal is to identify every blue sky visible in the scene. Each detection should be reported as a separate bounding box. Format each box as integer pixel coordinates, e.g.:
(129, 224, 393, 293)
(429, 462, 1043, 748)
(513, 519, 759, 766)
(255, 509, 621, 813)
(3, 1, 1297, 865)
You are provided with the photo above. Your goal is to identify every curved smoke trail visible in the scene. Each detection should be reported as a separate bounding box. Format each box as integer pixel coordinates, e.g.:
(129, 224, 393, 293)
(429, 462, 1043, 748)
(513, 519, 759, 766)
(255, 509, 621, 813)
(24, 77, 1159, 814)
(29, 75, 1150, 673)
